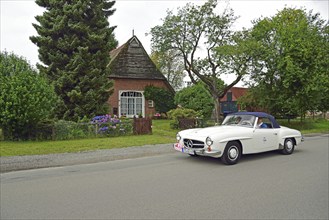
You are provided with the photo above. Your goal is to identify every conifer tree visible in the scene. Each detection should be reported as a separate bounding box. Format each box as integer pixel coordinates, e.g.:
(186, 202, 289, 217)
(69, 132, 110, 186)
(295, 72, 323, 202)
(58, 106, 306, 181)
(31, 0, 118, 120)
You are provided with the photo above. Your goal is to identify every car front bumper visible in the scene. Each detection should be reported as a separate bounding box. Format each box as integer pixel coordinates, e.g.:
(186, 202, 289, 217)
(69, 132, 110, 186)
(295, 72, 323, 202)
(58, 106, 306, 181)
(173, 143, 222, 158)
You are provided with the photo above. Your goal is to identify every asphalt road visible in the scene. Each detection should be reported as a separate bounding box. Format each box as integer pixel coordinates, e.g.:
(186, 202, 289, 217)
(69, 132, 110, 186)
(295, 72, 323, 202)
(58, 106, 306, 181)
(1, 135, 328, 220)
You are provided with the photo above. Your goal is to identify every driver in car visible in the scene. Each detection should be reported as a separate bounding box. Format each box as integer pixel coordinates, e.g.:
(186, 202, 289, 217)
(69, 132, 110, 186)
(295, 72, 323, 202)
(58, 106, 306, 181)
(257, 117, 268, 128)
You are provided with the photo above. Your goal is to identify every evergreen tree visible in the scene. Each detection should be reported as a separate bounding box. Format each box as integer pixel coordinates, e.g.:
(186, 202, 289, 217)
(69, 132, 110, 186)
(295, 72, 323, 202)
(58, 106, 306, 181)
(30, 0, 118, 121)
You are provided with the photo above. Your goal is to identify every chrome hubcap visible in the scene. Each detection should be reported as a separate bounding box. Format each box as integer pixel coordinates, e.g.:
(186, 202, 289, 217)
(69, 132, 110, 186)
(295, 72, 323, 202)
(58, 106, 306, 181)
(286, 140, 293, 151)
(229, 147, 238, 160)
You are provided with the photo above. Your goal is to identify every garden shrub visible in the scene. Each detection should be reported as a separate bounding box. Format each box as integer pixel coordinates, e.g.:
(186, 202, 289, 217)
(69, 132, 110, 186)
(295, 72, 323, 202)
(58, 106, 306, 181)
(167, 108, 198, 120)
(0, 52, 57, 140)
(167, 108, 199, 129)
(174, 82, 213, 119)
(91, 115, 133, 137)
(29, 119, 54, 140)
(54, 120, 89, 140)
(144, 85, 175, 114)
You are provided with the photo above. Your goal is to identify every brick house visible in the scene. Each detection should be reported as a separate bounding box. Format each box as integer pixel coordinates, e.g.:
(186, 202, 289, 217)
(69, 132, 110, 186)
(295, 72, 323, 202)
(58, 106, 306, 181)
(220, 87, 248, 115)
(107, 35, 174, 118)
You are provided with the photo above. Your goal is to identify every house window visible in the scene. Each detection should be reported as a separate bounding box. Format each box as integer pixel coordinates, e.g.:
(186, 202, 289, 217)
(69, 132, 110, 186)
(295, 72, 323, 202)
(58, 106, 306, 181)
(120, 91, 144, 117)
(227, 92, 232, 102)
(148, 100, 154, 108)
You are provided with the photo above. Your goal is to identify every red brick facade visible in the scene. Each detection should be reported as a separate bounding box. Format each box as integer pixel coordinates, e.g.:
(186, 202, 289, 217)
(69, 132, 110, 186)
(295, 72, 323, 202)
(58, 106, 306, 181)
(108, 78, 171, 118)
(107, 36, 174, 118)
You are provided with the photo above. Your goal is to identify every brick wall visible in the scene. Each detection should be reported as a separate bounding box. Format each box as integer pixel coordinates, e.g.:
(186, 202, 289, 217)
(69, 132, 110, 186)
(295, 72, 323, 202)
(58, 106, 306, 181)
(108, 78, 171, 117)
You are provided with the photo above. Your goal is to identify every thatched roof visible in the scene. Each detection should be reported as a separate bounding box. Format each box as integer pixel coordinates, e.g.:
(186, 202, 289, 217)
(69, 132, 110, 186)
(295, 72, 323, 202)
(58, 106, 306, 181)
(108, 36, 166, 80)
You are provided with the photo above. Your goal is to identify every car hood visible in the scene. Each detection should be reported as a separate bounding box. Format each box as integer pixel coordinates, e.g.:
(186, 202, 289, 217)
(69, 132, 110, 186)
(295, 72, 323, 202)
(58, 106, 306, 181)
(179, 125, 250, 140)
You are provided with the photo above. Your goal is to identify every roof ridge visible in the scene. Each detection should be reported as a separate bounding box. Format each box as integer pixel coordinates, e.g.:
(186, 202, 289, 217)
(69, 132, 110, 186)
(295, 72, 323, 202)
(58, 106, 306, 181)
(108, 35, 168, 81)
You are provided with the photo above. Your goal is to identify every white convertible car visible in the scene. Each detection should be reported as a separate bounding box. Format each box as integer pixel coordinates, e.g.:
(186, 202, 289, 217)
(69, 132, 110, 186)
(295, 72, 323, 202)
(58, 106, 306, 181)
(173, 112, 304, 165)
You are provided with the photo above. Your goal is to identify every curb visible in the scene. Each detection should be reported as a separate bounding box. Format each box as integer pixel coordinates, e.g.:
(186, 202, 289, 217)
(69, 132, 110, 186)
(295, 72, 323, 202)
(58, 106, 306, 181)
(0, 143, 174, 173)
(1, 134, 328, 173)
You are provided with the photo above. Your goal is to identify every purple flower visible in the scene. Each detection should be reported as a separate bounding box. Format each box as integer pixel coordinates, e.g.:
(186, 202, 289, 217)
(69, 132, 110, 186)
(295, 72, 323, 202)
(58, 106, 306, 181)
(99, 126, 109, 133)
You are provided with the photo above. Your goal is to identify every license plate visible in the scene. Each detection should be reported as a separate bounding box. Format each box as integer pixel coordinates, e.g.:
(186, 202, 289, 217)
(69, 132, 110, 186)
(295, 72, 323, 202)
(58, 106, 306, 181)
(174, 143, 182, 151)
(174, 143, 194, 154)
(182, 147, 193, 154)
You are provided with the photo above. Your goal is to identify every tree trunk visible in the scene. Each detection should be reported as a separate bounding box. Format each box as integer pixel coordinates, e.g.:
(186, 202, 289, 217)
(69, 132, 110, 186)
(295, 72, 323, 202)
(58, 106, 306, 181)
(213, 95, 222, 124)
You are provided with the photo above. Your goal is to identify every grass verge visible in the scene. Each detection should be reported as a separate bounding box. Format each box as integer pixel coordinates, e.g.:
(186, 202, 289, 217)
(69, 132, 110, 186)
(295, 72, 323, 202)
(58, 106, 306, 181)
(0, 119, 327, 157)
(0, 120, 178, 157)
(278, 118, 329, 134)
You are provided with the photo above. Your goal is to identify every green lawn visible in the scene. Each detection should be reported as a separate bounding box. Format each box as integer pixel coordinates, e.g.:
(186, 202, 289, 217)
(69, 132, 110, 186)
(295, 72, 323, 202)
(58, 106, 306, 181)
(0, 120, 178, 157)
(0, 118, 327, 157)
(278, 118, 329, 134)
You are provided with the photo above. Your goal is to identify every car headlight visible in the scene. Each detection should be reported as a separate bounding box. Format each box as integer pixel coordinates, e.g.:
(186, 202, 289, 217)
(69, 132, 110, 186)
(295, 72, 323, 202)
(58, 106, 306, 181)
(206, 137, 213, 146)
(176, 133, 181, 141)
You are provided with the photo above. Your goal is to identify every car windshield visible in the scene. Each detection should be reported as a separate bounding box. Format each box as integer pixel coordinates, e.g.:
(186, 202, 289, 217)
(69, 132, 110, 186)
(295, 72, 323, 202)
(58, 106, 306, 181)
(222, 115, 256, 127)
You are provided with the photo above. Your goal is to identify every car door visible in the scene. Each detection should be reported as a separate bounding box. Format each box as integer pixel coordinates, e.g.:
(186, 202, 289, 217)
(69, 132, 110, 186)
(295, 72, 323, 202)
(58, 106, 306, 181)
(252, 117, 279, 152)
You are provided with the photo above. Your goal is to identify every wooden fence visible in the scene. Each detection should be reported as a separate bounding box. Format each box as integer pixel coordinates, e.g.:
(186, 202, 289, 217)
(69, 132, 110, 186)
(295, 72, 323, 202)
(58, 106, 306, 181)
(178, 118, 196, 129)
(133, 117, 152, 135)
(178, 118, 205, 129)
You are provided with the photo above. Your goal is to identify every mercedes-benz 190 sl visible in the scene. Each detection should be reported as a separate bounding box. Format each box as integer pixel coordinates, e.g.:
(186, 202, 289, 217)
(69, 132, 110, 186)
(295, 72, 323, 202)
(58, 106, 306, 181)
(173, 112, 304, 165)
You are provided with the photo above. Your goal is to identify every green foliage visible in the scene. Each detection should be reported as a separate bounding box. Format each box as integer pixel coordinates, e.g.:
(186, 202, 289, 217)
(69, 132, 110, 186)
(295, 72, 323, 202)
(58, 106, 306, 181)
(167, 108, 198, 120)
(278, 118, 329, 134)
(144, 85, 175, 114)
(1, 119, 176, 157)
(53, 120, 89, 140)
(246, 8, 329, 117)
(0, 128, 3, 141)
(150, 0, 252, 122)
(167, 108, 198, 129)
(53, 118, 133, 140)
(175, 82, 213, 118)
(0, 51, 57, 140)
(150, 50, 185, 91)
(30, 0, 118, 121)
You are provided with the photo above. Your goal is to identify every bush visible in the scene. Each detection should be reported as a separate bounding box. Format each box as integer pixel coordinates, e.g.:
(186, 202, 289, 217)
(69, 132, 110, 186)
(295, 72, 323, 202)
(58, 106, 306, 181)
(167, 108, 199, 129)
(174, 82, 213, 118)
(167, 108, 198, 120)
(0, 115, 134, 141)
(29, 119, 54, 141)
(51, 115, 133, 140)
(54, 120, 90, 140)
(144, 85, 175, 114)
(0, 51, 57, 140)
(0, 128, 3, 141)
(91, 115, 133, 137)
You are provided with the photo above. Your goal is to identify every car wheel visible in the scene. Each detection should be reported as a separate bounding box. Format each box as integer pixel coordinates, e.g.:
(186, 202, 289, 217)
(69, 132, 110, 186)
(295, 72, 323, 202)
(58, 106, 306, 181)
(221, 141, 241, 165)
(281, 138, 295, 155)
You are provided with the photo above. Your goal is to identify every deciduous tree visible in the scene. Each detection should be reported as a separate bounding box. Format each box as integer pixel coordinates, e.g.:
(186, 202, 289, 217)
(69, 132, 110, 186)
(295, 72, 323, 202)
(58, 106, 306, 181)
(246, 8, 329, 118)
(150, 50, 185, 91)
(150, 0, 252, 122)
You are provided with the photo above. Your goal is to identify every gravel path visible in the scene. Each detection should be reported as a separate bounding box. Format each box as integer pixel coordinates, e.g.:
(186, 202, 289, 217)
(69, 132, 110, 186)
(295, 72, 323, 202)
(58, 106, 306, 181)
(0, 144, 174, 173)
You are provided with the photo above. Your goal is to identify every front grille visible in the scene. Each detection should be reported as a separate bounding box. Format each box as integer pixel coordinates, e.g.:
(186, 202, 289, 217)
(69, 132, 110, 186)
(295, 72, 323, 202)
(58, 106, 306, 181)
(183, 139, 205, 148)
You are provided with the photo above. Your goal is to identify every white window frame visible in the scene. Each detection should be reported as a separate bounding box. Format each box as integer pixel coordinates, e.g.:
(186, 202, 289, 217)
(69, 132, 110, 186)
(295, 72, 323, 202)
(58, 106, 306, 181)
(118, 90, 145, 118)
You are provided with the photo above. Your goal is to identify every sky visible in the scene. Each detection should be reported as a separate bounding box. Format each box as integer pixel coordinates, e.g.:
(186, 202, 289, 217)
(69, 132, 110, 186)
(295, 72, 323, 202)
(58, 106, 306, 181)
(1, 0, 328, 85)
